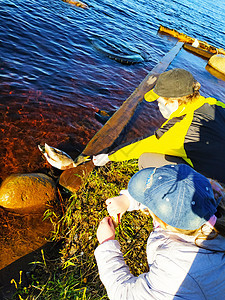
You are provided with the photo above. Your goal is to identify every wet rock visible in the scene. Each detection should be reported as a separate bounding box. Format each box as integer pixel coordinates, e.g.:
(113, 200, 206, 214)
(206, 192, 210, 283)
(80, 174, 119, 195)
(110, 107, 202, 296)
(207, 54, 225, 75)
(95, 108, 117, 125)
(59, 160, 94, 194)
(62, 0, 88, 9)
(0, 173, 57, 213)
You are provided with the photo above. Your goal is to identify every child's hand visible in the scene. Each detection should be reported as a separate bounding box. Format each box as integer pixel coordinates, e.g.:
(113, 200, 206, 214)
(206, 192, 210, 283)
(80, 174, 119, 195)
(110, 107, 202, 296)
(106, 194, 130, 223)
(97, 217, 115, 244)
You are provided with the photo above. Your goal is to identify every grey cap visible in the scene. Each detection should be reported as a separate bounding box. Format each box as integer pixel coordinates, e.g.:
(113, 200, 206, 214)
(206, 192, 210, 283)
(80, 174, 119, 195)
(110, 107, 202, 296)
(154, 68, 196, 98)
(145, 68, 197, 101)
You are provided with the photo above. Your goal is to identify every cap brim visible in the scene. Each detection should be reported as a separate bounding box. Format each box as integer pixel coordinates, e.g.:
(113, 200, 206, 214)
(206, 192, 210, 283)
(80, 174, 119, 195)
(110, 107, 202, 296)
(144, 89, 159, 102)
(128, 167, 155, 204)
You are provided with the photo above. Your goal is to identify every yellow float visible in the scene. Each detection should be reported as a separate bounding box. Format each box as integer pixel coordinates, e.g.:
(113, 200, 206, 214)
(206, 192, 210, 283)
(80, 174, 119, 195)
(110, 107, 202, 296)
(158, 25, 225, 55)
(158, 25, 225, 80)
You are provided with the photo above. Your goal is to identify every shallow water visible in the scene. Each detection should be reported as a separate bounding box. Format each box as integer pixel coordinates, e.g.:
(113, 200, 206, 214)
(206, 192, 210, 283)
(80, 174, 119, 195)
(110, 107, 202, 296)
(1, 0, 225, 277)
(0, 0, 225, 180)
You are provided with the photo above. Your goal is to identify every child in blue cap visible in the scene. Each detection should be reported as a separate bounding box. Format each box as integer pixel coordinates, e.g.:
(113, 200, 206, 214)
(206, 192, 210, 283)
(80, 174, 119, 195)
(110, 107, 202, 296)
(95, 164, 225, 300)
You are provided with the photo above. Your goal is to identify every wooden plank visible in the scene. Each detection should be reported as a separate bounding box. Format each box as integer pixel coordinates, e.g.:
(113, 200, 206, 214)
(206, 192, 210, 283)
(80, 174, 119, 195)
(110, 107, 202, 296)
(183, 44, 213, 59)
(59, 42, 184, 193)
(82, 41, 184, 157)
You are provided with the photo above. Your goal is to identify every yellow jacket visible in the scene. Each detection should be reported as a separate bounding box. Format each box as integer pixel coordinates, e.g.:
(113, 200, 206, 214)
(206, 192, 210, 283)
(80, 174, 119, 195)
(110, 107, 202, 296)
(109, 96, 225, 182)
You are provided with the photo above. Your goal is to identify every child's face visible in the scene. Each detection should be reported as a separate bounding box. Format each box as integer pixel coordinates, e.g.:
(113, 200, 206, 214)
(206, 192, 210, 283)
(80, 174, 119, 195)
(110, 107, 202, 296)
(157, 97, 179, 119)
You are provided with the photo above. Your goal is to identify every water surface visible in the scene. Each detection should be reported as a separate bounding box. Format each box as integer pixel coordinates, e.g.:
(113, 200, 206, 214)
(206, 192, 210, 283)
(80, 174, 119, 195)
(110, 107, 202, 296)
(0, 0, 225, 180)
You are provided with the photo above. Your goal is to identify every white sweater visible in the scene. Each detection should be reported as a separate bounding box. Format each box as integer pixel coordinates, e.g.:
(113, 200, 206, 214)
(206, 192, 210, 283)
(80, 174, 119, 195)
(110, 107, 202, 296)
(95, 192, 225, 299)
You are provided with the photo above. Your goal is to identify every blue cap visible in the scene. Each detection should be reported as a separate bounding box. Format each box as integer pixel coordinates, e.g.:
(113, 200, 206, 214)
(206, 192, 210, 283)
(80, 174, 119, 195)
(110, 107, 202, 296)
(128, 164, 219, 230)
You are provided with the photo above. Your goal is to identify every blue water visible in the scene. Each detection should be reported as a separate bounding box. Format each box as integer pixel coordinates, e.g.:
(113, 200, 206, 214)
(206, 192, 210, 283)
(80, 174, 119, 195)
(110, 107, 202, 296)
(0, 0, 225, 179)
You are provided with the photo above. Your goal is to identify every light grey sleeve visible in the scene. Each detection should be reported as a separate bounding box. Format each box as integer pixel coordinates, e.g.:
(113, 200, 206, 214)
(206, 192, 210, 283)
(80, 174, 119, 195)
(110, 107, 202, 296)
(94, 240, 153, 300)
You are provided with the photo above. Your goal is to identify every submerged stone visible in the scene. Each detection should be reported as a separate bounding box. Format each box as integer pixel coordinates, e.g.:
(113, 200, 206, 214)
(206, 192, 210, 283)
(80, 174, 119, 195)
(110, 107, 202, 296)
(0, 173, 56, 213)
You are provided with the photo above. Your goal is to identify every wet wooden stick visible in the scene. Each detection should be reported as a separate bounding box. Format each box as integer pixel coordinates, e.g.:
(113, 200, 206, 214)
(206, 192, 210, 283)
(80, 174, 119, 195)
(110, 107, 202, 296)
(81, 41, 184, 157)
(59, 41, 184, 193)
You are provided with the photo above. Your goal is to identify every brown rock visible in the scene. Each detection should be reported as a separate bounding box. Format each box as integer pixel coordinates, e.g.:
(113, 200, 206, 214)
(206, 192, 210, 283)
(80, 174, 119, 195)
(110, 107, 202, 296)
(59, 160, 94, 194)
(0, 173, 56, 213)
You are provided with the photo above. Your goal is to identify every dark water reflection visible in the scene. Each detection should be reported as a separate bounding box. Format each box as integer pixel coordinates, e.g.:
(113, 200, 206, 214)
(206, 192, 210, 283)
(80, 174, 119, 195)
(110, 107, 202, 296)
(0, 207, 53, 270)
(0, 0, 225, 180)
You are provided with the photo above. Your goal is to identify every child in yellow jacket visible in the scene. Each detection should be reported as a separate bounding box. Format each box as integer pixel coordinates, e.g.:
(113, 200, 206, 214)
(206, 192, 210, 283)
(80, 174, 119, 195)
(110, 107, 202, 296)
(93, 68, 225, 184)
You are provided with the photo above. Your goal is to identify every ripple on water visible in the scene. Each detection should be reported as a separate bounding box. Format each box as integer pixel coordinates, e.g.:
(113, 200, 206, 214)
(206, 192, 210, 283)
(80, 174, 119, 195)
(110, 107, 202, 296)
(0, 0, 225, 180)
